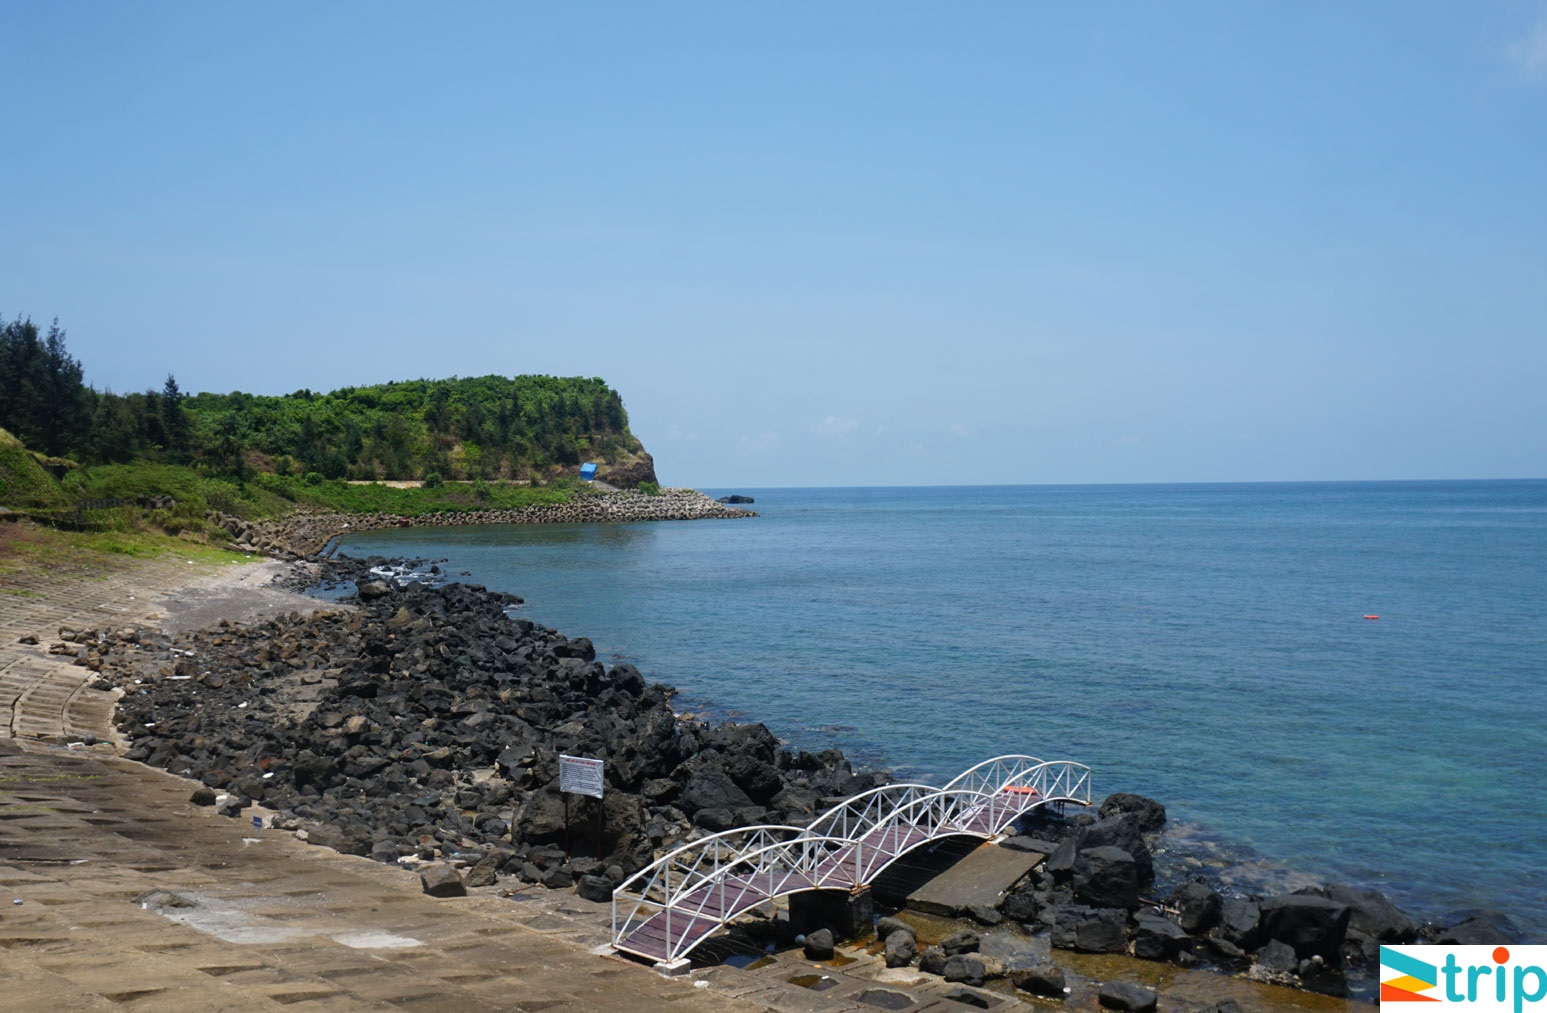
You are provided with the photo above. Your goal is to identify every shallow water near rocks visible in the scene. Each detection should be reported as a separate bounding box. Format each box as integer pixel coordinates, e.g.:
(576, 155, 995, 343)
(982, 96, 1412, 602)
(337, 480, 1547, 936)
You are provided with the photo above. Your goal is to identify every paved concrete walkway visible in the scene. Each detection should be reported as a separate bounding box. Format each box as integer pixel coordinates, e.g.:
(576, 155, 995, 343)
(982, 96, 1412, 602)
(0, 738, 779, 1012)
(0, 555, 773, 1012)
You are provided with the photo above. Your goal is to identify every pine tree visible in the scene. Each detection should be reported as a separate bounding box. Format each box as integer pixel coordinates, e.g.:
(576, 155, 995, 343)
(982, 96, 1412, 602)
(161, 374, 191, 461)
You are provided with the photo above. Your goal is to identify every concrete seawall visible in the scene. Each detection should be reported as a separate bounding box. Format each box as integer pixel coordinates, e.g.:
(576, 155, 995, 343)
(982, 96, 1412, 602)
(217, 487, 755, 558)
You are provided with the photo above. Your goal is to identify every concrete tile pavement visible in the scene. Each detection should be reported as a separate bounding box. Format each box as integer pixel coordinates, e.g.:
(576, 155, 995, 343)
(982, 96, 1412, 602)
(0, 739, 778, 1013)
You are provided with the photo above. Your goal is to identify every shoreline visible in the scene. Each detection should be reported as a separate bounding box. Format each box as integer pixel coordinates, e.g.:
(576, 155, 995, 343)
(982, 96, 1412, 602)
(1, 538, 1519, 1009)
(95, 553, 1521, 1006)
(216, 486, 756, 558)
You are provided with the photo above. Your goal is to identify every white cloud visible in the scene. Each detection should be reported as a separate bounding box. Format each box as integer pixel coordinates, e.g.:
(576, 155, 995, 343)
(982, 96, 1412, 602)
(738, 432, 781, 453)
(665, 423, 698, 442)
(947, 423, 970, 438)
(813, 416, 860, 436)
(1504, 8, 1547, 82)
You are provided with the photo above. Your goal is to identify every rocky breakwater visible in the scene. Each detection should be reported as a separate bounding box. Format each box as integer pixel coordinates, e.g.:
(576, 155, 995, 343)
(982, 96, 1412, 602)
(858, 793, 1520, 1003)
(96, 557, 879, 899)
(216, 487, 756, 559)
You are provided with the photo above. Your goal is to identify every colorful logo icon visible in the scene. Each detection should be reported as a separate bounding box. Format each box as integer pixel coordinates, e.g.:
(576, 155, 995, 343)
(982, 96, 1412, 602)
(1380, 945, 1547, 1010)
(1382, 946, 1439, 1002)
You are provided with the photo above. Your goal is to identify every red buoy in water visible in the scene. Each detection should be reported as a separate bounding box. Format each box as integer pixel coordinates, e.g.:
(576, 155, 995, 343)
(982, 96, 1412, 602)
(1363, 614, 1380, 620)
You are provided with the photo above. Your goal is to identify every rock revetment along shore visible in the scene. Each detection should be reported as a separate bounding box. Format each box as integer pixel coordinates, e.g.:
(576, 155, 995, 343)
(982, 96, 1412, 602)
(215, 486, 756, 558)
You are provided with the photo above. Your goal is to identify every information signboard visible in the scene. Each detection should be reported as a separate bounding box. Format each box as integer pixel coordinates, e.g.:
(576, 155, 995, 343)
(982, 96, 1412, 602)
(558, 754, 604, 799)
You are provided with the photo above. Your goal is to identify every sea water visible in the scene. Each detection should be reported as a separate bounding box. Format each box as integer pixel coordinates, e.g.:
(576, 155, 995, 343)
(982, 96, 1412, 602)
(336, 480, 1547, 934)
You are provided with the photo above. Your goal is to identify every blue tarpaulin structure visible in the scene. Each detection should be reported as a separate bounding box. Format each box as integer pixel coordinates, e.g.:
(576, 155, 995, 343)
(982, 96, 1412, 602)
(579, 462, 597, 481)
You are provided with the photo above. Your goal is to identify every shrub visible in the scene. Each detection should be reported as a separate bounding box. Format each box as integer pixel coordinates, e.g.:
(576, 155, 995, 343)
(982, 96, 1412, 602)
(303, 471, 324, 486)
(423, 472, 444, 489)
(637, 480, 661, 496)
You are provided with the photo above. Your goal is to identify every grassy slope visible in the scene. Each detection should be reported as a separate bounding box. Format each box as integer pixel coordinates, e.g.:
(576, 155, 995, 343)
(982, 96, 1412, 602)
(0, 516, 249, 580)
(1, 430, 589, 553)
(0, 428, 69, 509)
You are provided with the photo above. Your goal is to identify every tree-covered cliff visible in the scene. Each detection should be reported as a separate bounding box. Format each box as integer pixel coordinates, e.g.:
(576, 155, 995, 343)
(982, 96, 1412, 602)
(0, 316, 656, 487)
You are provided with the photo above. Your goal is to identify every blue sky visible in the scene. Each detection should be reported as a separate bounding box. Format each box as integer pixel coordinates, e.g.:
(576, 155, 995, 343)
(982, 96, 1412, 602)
(5, 3, 1546, 487)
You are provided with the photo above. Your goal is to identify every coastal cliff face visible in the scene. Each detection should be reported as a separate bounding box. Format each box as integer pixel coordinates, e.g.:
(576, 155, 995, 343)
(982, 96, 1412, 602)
(216, 487, 754, 558)
(596, 445, 657, 489)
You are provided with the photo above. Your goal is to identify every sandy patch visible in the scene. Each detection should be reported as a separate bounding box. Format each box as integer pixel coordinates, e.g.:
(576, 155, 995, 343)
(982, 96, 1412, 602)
(153, 561, 347, 634)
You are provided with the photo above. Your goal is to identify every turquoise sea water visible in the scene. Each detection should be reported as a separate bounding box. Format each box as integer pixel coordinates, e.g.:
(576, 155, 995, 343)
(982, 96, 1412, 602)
(336, 481, 1547, 934)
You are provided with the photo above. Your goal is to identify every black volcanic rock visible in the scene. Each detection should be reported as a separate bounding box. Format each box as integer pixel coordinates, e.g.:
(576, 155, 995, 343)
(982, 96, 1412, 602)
(1097, 792, 1167, 832)
(1258, 894, 1351, 961)
(102, 554, 875, 887)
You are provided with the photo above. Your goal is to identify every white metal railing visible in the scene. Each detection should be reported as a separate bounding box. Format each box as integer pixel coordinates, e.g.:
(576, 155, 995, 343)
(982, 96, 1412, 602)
(611, 755, 1092, 964)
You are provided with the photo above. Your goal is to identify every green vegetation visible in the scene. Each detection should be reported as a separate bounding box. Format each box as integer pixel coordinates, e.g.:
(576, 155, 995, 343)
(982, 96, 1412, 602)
(0, 516, 250, 579)
(184, 374, 642, 482)
(254, 474, 583, 517)
(0, 428, 69, 509)
(0, 313, 662, 542)
(1, 315, 653, 486)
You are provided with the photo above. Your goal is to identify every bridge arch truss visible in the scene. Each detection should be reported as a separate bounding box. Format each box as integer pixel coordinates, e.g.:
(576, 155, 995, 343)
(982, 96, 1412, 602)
(611, 754, 1091, 966)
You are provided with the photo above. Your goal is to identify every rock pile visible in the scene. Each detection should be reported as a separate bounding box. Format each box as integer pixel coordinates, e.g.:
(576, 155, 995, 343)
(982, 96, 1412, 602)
(215, 488, 756, 559)
(98, 556, 875, 896)
(957, 794, 1504, 996)
(779, 790, 1513, 1002)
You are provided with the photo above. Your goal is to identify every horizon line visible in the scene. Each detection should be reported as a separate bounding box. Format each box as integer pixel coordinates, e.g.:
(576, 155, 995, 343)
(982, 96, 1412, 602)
(686, 476, 1547, 492)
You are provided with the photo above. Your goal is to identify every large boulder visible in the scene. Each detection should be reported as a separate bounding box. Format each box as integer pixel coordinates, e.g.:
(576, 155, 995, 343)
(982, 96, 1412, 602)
(721, 753, 784, 804)
(1133, 910, 1191, 962)
(1258, 894, 1350, 961)
(1079, 814, 1153, 885)
(1010, 962, 1067, 998)
(1170, 882, 1223, 934)
(1072, 846, 1140, 909)
(1098, 981, 1158, 1012)
(802, 928, 835, 960)
(679, 768, 755, 814)
(884, 930, 917, 968)
(1305, 884, 1416, 942)
(1044, 835, 1079, 878)
(1439, 912, 1519, 945)
(1001, 887, 1040, 923)
(1098, 793, 1167, 833)
(356, 580, 392, 600)
(419, 864, 467, 898)
(515, 789, 568, 842)
(1042, 904, 1127, 953)
(1214, 896, 1263, 951)
(918, 945, 949, 975)
(576, 875, 613, 903)
(1254, 939, 1299, 975)
(941, 954, 987, 987)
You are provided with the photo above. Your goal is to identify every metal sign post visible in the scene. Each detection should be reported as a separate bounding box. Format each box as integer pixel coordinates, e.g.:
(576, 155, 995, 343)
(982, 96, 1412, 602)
(559, 755, 604, 860)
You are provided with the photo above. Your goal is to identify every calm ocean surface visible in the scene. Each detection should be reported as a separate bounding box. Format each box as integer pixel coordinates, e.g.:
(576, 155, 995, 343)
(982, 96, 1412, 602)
(336, 481, 1547, 934)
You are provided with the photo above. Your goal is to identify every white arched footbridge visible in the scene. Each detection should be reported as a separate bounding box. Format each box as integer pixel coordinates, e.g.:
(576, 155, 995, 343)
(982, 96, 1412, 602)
(611, 754, 1091, 966)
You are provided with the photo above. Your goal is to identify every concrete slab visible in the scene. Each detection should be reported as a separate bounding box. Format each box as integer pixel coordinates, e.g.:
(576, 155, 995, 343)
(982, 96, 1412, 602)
(905, 842, 1043, 918)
